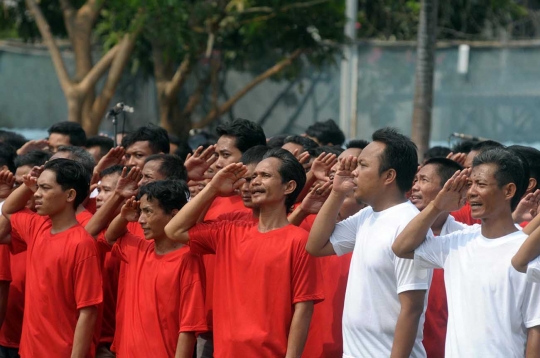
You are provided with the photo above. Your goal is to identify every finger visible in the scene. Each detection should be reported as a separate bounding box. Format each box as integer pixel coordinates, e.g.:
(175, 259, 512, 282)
(446, 152, 454, 159)
(200, 145, 216, 160)
(193, 146, 204, 157)
(205, 154, 218, 166)
(185, 153, 193, 161)
(292, 148, 299, 157)
(121, 166, 128, 178)
(232, 178, 246, 190)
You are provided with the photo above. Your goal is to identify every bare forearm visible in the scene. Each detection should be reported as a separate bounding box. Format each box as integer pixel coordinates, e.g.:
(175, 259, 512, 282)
(526, 326, 540, 358)
(512, 225, 540, 273)
(0, 216, 12, 245)
(296, 172, 316, 203)
(391, 292, 426, 358)
(71, 306, 98, 358)
(306, 190, 344, 256)
(523, 213, 540, 235)
(165, 184, 219, 242)
(0, 282, 9, 328)
(392, 203, 441, 259)
(285, 301, 314, 358)
(85, 193, 124, 237)
(175, 332, 196, 358)
(288, 207, 309, 227)
(3, 185, 34, 218)
(105, 214, 129, 245)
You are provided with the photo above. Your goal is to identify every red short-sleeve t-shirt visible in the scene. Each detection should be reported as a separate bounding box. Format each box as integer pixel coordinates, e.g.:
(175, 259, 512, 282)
(108, 233, 207, 357)
(10, 211, 103, 358)
(188, 221, 324, 357)
(0, 244, 10, 282)
(451, 203, 480, 226)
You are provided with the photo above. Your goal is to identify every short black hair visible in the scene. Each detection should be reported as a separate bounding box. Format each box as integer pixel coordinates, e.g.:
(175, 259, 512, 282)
(144, 154, 187, 181)
(86, 136, 114, 158)
(452, 140, 478, 154)
(346, 139, 370, 150)
(241, 145, 270, 166)
(308, 145, 344, 158)
(267, 134, 289, 148)
(372, 127, 418, 193)
(424, 146, 451, 160)
(283, 135, 319, 152)
(0, 130, 27, 150)
(423, 157, 464, 188)
(471, 140, 504, 154)
(168, 133, 182, 146)
(100, 164, 124, 178)
(305, 119, 345, 146)
(0, 143, 16, 173)
(121, 125, 170, 154)
(173, 142, 192, 162)
(473, 148, 527, 211)
(137, 180, 189, 214)
(508, 145, 540, 191)
(262, 148, 306, 212)
(215, 118, 266, 153)
(56, 145, 96, 180)
(48, 121, 87, 147)
(43, 159, 90, 209)
(14, 150, 51, 169)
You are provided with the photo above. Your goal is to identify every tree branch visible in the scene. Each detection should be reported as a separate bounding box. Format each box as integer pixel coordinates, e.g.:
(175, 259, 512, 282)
(194, 49, 304, 129)
(77, 43, 121, 93)
(77, 0, 104, 27)
(25, 0, 73, 93)
(166, 55, 191, 99)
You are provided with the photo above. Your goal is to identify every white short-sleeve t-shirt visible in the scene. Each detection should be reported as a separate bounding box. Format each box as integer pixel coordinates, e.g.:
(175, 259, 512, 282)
(415, 227, 540, 357)
(330, 201, 431, 358)
(527, 256, 540, 283)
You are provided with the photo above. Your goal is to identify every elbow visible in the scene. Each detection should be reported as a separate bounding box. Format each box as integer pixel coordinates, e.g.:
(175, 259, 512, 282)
(305, 241, 323, 257)
(164, 225, 189, 244)
(392, 242, 407, 258)
(511, 256, 528, 273)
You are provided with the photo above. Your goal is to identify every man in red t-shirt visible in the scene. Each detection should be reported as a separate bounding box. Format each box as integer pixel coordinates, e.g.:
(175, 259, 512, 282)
(103, 180, 207, 357)
(1, 159, 102, 358)
(165, 148, 324, 358)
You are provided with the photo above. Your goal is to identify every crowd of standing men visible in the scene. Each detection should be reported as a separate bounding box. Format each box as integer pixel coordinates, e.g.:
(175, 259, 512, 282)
(0, 118, 539, 358)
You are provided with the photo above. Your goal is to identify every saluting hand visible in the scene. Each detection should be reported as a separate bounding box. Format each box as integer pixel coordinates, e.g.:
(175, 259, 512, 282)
(432, 168, 471, 212)
(185, 145, 218, 181)
(116, 166, 141, 198)
(0, 170, 15, 199)
(332, 155, 358, 194)
(208, 163, 247, 197)
(120, 196, 140, 222)
(300, 181, 333, 214)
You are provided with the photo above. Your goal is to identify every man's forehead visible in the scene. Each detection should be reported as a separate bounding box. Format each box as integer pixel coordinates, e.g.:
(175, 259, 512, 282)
(217, 135, 238, 150)
(358, 141, 384, 160)
(339, 148, 362, 160)
(126, 141, 151, 152)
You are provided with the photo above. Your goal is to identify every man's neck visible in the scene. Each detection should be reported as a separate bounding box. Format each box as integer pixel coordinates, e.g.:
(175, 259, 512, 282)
(431, 212, 450, 236)
(251, 208, 260, 219)
(76, 204, 86, 215)
(258, 204, 289, 233)
(481, 211, 518, 239)
(49, 209, 79, 234)
(154, 236, 185, 255)
(370, 190, 408, 212)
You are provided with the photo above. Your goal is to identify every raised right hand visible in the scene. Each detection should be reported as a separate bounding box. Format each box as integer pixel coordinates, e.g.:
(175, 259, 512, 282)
(332, 155, 358, 194)
(208, 163, 247, 196)
(432, 168, 471, 212)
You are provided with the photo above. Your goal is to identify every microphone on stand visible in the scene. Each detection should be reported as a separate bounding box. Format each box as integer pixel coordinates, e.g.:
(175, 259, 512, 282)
(107, 103, 135, 146)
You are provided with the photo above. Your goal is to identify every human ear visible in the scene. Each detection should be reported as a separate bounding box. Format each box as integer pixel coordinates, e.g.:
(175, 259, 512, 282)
(504, 183, 517, 202)
(284, 180, 297, 195)
(384, 169, 397, 186)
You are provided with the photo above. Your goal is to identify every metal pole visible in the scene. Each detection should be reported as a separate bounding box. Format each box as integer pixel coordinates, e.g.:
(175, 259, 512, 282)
(339, 0, 358, 139)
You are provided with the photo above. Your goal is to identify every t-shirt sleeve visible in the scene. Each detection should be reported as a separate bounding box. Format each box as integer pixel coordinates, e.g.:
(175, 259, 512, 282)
(414, 233, 453, 270)
(329, 211, 361, 256)
(188, 221, 233, 255)
(10, 210, 46, 246)
(73, 240, 103, 309)
(522, 280, 540, 328)
(292, 236, 325, 304)
(527, 257, 540, 284)
(394, 254, 431, 294)
(178, 253, 208, 333)
(0, 245, 11, 282)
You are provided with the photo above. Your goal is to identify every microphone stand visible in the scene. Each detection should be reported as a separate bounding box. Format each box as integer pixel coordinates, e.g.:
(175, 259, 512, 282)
(109, 110, 119, 147)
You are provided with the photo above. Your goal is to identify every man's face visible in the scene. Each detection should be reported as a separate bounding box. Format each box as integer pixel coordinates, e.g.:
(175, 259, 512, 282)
(410, 164, 443, 211)
(250, 158, 292, 208)
(468, 163, 512, 220)
(464, 150, 478, 169)
(34, 169, 73, 216)
(125, 141, 154, 169)
(240, 164, 257, 208)
(138, 160, 166, 187)
(138, 195, 175, 240)
(48, 133, 71, 153)
(96, 173, 121, 210)
(351, 141, 386, 205)
(86, 146, 103, 163)
(211, 135, 242, 173)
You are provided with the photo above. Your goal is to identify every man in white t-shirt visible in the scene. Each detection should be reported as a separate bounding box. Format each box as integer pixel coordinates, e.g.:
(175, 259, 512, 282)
(393, 148, 540, 357)
(307, 128, 431, 358)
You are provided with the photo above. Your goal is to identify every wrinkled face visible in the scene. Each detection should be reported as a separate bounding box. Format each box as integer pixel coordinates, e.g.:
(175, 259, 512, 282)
(34, 169, 74, 216)
(282, 142, 304, 155)
(211, 136, 242, 173)
(48, 133, 71, 153)
(351, 141, 386, 205)
(240, 164, 257, 208)
(468, 163, 512, 220)
(96, 173, 121, 210)
(125, 141, 154, 169)
(138, 195, 175, 240)
(410, 164, 443, 211)
(138, 160, 165, 187)
(86, 146, 103, 163)
(250, 158, 293, 208)
(464, 150, 478, 169)
(15, 165, 35, 209)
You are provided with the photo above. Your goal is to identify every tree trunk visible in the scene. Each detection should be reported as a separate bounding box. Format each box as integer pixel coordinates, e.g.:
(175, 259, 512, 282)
(411, 0, 438, 162)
